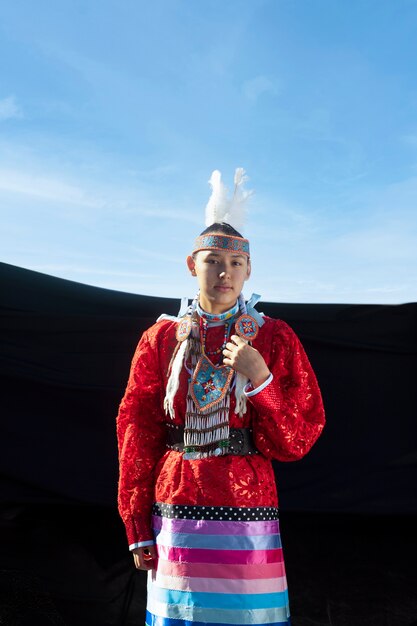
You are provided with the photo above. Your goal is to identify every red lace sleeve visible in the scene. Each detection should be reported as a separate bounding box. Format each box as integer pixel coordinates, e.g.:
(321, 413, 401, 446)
(250, 320, 325, 461)
(116, 328, 167, 546)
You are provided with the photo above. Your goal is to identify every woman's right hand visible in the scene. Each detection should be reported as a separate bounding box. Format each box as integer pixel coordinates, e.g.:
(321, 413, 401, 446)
(132, 545, 157, 570)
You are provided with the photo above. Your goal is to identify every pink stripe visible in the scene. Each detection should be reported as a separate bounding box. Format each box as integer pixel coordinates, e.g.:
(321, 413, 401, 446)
(157, 545, 283, 565)
(155, 573, 288, 594)
(152, 515, 280, 536)
(156, 560, 286, 580)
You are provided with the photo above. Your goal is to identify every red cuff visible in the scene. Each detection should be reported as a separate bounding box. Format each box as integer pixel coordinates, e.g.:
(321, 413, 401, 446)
(123, 516, 154, 547)
(246, 379, 282, 414)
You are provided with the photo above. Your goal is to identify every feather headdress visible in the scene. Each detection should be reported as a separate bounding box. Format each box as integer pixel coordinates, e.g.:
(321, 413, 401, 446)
(205, 168, 252, 232)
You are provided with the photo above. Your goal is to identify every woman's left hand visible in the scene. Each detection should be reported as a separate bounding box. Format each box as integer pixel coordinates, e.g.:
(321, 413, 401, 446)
(132, 545, 157, 570)
(223, 335, 270, 388)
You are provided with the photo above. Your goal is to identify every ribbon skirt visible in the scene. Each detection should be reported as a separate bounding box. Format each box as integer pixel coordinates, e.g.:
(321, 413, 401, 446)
(146, 503, 291, 626)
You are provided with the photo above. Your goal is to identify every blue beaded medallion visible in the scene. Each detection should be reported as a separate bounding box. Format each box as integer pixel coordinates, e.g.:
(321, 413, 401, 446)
(235, 314, 259, 340)
(190, 355, 234, 412)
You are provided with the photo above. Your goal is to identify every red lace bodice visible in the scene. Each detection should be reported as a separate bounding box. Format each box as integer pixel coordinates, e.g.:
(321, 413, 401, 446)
(116, 316, 325, 545)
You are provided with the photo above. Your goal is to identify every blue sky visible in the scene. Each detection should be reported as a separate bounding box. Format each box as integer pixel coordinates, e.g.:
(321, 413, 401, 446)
(1, 0, 416, 304)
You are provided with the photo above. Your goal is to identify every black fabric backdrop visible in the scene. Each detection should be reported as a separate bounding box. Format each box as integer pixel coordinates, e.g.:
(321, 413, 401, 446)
(1, 261, 417, 626)
(1, 261, 416, 514)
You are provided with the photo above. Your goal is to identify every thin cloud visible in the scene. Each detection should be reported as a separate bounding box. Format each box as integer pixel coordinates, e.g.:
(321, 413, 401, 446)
(331, 226, 417, 262)
(329, 174, 417, 263)
(133, 164, 181, 180)
(363, 285, 410, 294)
(0, 151, 200, 225)
(0, 96, 22, 121)
(37, 40, 115, 89)
(401, 132, 417, 147)
(27, 263, 159, 279)
(242, 76, 279, 103)
(130, 246, 183, 265)
(0, 168, 101, 207)
(123, 205, 200, 224)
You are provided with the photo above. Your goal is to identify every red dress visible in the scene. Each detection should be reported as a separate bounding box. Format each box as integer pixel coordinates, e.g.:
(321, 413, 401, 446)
(117, 315, 325, 547)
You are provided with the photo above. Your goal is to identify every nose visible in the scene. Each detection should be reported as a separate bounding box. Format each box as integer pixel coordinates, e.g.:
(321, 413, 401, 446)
(218, 267, 232, 279)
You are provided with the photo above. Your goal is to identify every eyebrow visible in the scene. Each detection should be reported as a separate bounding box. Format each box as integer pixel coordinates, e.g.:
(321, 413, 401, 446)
(206, 253, 246, 259)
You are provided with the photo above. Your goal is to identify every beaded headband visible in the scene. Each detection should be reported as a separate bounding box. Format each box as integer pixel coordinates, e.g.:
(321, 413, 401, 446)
(192, 233, 250, 257)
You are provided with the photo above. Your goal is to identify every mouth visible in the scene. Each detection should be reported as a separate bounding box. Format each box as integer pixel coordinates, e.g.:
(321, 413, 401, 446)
(214, 285, 233, 292)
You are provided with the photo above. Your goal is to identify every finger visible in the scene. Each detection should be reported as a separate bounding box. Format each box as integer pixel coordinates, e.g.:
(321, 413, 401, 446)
(140, 552, 152, 570)
(133, 549, 153, 570)
(142, 546, 157, 569)
(223, 353, 238, 370)
(143, 548, 153, 562)
(230, 335, 246, 346)
(138, 557, 152, 570)
(148, 545, 157, 559)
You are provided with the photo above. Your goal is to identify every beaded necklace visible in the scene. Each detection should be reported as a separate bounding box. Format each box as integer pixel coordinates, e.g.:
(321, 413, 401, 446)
(195, 300, 239, 323)
(199, 316, 231, 358)
(196, 301, 238, 359)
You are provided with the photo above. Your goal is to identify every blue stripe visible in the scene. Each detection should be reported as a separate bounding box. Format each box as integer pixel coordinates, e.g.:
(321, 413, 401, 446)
(146, 601, 289, 624)
(148, 587, 288, 610)
(154, 530, 281, 550)
(146, 611, 291, 626)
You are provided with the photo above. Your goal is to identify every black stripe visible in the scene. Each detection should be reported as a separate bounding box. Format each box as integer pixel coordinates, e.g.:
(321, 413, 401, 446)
(152, 502, 279, 521)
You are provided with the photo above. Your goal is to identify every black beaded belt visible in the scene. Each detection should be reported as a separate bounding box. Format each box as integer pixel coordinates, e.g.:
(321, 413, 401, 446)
(166, 424, 259, 456)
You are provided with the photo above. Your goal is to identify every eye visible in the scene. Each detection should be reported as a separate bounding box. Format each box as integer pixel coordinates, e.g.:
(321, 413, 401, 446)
(232, 261, 242, 266)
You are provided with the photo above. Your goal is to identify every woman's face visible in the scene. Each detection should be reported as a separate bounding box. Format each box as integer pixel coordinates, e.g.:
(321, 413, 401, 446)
(186, 249, 251, 314)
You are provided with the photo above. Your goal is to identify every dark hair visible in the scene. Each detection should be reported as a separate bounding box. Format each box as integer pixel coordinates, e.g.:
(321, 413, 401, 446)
(199, 222, 244, 238)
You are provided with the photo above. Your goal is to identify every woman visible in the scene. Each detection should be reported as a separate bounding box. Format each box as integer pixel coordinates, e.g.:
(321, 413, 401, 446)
(117, 171, 325, 626)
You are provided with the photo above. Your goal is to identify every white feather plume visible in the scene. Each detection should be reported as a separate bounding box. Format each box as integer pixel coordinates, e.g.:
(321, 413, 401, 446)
(205, 170, 229, 226)
(205, 168, 252, 232)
